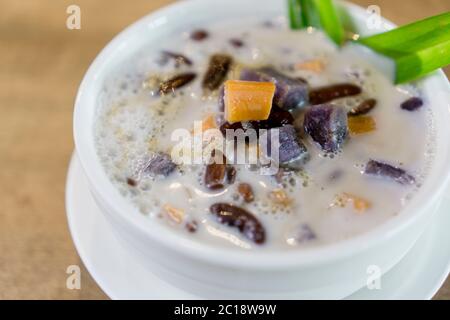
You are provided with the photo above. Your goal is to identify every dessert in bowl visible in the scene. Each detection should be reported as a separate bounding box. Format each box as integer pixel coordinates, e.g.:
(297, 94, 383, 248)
(73, 0, 450, 298)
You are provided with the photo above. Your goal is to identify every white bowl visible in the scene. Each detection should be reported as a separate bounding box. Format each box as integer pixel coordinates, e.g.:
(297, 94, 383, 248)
(73, 0, 450, 299)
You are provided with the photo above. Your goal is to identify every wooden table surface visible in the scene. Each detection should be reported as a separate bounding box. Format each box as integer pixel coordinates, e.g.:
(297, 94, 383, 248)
(0, 0, 448, 300)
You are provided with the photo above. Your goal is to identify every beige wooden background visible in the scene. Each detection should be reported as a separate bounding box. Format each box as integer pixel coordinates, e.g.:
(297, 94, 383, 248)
(0, 0, 448, 299)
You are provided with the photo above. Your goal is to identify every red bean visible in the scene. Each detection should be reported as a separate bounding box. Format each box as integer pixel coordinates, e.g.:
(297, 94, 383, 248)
(202, 54, 233, 91)
(126, 177, 137, 187)
(190, 29, 209, 41)
(348, 98, 377, 116)
(185, 220, 198, 233)
(226, 166, 237, 184)
(210, 203, 266, 244)
(309, 83, 361, 105)
(204, 151, 227, 190)
(161, 51, 193, 66)
(229, 38, 244, 48)
(159, 73, 196, 94)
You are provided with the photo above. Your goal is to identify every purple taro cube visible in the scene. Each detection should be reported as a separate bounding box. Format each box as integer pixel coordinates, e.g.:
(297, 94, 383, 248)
(144, 152, 177, 177)
(293, 224, 317, 244)
(303, 104, 348, 153)
(240, 67, 309, 110)
(364, 159, 415, 185)
(218, 85, 225, 112)
(286, 223, 317, 245)
(260, 124, 309, 169)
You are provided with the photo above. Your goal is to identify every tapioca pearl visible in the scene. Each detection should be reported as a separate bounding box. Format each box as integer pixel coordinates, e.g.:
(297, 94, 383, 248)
(129, 187, 140, 197)
(118, 187, 128, 197)
(196, 171, 204, 184)
(139, 179, 151, 190)
(138, 203, 150, 215)
(107, 148, 118, 158)
(288, 177, 296, 187)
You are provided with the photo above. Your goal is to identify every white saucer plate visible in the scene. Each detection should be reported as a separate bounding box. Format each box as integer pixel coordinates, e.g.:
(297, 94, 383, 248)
(66, 154, 450, 299)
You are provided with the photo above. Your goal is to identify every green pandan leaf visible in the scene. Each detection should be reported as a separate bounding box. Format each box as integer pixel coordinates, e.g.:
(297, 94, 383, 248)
(288, 0, 303, 29)
(357, 12, 450, 83)
(308, 0, 345, 45)
(288, 0, 345, 45)
(288, 1, 450, 83)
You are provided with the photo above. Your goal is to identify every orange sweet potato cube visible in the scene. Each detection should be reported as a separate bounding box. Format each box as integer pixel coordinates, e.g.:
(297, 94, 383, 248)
(201, 114, 217, 132)
(190, 114, 217, 136)
(295, 59, 326, 73)
(224, 80, 275, 123)
(348, 115, 376, 135)
(343, 193, 372, 213)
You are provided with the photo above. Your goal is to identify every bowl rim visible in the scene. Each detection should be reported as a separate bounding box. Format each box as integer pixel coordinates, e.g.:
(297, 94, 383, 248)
(73, 0, 450, 269)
